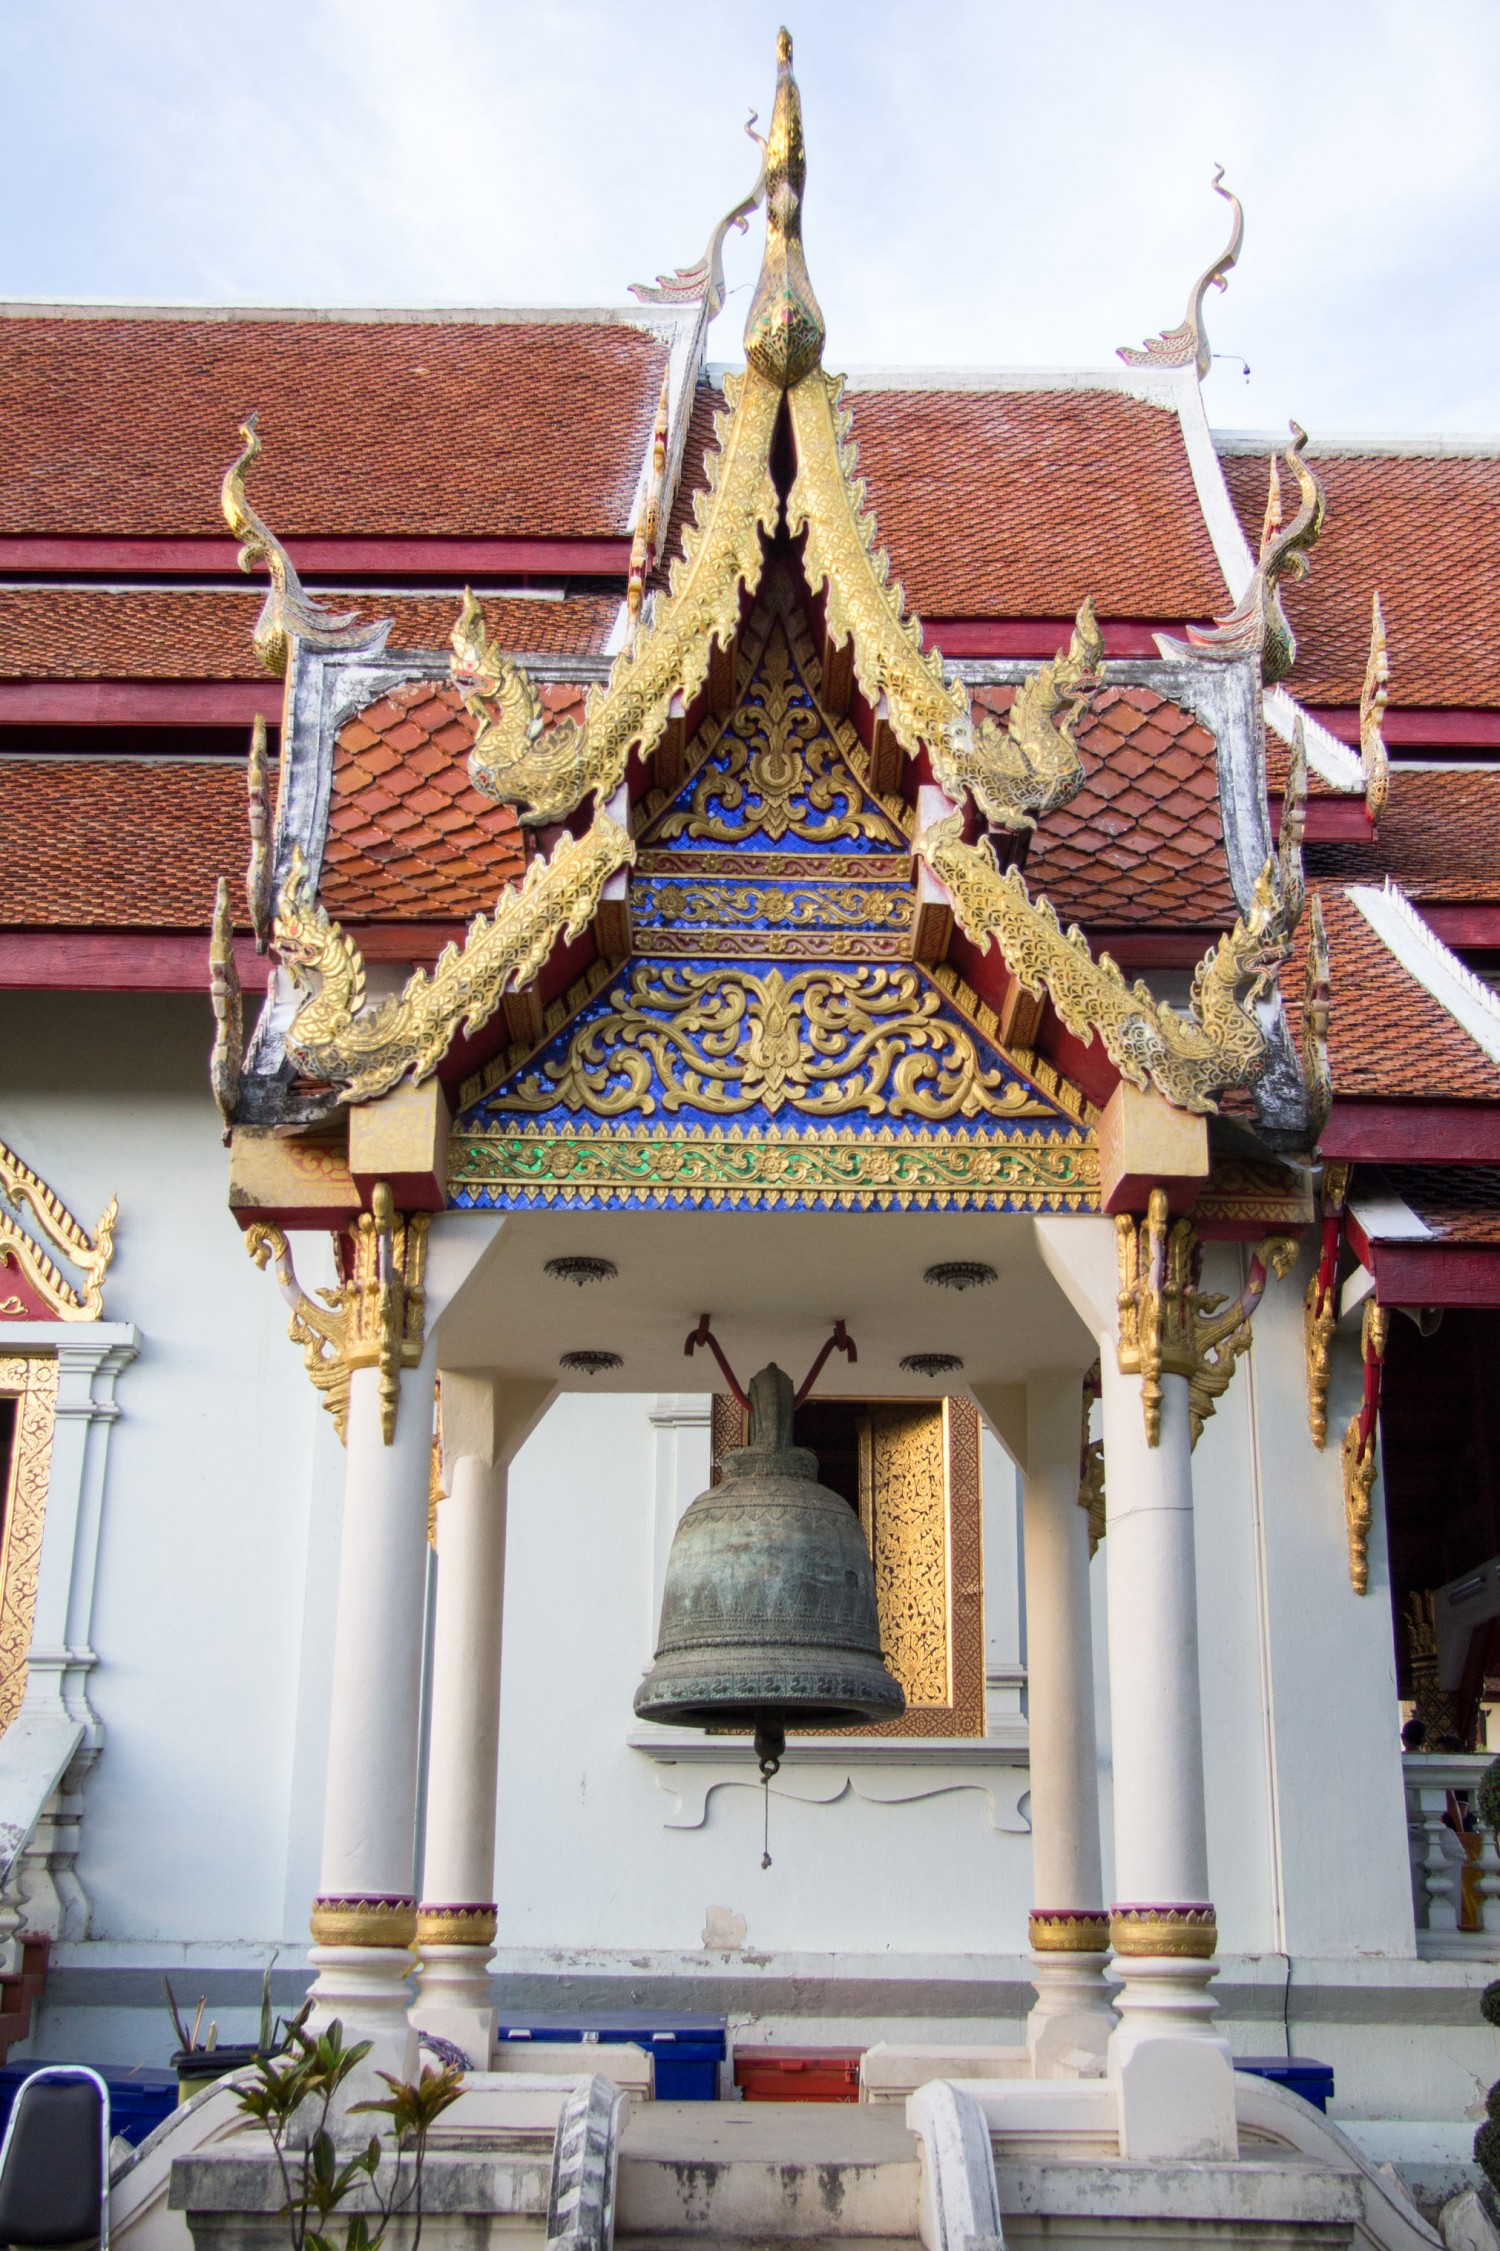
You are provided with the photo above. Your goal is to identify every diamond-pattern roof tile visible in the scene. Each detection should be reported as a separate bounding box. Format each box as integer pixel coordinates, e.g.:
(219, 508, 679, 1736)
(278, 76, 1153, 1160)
(1006, 684, 1234, 929)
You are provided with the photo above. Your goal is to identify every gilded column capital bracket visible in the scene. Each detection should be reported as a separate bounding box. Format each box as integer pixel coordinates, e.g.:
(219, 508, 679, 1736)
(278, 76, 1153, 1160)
(245, 1186, 428, 1446)
(1341, 1297, 1388, 1597)
(1116, 1188, 1296, 1447)
(1304, 1160, 1349, 1449)
(0, 1138, 117, 1323)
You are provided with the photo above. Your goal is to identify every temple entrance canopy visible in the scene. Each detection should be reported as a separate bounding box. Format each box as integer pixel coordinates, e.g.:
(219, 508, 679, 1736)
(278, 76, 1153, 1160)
(217, 30, 1311, 1222)
(208, 26, 1322, 2164)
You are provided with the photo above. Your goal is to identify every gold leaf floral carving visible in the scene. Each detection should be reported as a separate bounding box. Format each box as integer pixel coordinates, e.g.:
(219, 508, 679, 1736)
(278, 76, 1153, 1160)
(496, 964, 1056, 1125)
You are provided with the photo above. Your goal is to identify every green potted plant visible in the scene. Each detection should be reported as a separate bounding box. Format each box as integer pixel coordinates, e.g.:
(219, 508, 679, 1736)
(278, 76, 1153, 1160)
(234, 2015, 462, 2251)
(166, 1960, 290, 2103)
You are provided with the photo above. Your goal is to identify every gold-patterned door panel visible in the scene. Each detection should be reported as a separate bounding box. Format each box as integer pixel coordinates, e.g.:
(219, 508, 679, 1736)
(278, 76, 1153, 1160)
(709, 1391, 983, 1737)
(0, 1356, 57, 1735)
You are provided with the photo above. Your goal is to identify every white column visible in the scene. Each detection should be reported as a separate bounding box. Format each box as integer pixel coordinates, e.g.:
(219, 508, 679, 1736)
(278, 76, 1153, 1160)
(305, 1346, 436, 2071)
(412, 1376, 555, 2063)
(1098, 1348, 1236, 2159)
(1019, 1371, 1114, 2074)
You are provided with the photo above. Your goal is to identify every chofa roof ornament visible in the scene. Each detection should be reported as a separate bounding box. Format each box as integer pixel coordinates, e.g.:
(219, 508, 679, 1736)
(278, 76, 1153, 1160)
(742, 28, 825, 387)
(1117, 166, 1244, 382)
(630, 115, 768, 323)
(220, 415, 383, 678)
(1158, 423, 1325, 685)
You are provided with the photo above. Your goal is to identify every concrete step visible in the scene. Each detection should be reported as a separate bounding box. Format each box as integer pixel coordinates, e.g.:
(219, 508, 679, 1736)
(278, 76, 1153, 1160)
(617, 2101, 921, 2243)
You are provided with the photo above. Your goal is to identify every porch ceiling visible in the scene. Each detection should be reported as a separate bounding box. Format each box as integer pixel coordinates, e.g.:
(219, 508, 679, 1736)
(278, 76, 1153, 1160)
(434, 1208, 1095, 1395)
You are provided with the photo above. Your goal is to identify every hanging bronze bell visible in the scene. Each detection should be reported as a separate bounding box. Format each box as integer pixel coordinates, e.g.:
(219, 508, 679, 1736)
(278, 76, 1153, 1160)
(634, 1362, 905, 1769)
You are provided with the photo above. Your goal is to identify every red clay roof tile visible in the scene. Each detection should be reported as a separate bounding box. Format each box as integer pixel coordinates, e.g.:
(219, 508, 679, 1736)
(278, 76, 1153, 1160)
(1305, 767, 1500, 904)
(1015, 684, 1234, 930)
(1387, 1165, 1500, 1244)
(0, 756, 249, 928)
(1307, 887, 1500, 1102)
(1219, 448, 1500, 709)
(0, 587, 619, 679)
(0, 316, 667, 539)
(663, 380, 1229, 625)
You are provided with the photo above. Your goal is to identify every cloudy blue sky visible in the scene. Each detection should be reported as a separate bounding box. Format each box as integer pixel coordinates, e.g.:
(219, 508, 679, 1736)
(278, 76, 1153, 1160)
(4, 0, 1497, 438)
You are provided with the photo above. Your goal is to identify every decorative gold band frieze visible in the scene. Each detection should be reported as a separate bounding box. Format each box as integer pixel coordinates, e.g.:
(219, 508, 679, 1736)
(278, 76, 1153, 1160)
(415, 1904, 499, 1949)
(1109, 1904, 1218, 1959)
(1029, 1909, 1110, 1955)
(450, 1127, 1098, 1213)
(309, 1894, 418, 1950)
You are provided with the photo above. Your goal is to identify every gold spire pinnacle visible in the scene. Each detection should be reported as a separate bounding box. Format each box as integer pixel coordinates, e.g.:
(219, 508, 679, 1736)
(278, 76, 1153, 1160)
(744, 28, 825, 388)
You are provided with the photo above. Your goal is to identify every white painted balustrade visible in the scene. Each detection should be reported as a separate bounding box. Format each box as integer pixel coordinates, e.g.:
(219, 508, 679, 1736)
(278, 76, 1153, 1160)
(1403, 1752, 1500, 1958)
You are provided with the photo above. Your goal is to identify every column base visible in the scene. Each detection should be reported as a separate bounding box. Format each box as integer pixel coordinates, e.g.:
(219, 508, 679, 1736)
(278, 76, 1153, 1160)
(306, 1945, 419, 2085)
(1106, 1931, 1234, 2160)
(1025, 1919, 1116, 2078)
(410, 1914, 497, 2072)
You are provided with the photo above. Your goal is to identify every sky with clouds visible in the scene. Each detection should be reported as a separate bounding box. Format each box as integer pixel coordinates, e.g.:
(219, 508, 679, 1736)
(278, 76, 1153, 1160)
(3, 0, 1497, 439)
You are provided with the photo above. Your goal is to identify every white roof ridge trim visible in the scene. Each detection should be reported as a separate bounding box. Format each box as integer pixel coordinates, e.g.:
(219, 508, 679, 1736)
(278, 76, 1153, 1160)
(1215, 429, 1500, 459)
(1345, 879, 1500, 1068)
(0, 300, 700, 332)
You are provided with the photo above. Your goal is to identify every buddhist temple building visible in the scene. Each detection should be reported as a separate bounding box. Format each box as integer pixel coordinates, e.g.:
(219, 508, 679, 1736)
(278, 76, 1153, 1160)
(3, 28, 1500, 2244)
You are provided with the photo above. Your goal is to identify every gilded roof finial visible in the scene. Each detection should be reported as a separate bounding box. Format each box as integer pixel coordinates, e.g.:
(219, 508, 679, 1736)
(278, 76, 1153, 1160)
(1118, 166, 1243, 381)
(1361, 592, 1391, 824)
(743, 29, 825, 388)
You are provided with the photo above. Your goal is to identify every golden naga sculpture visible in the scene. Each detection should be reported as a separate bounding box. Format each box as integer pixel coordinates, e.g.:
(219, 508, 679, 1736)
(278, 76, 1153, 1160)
(245, 714, 273, 950)
(943, 602, 1104, 830)
(1361, 592, 1391, 824)
(1301, 891, 1332, 1140)
(276, 814, 635, 1106)
(221, 415, 375, 678)
(1116, 1188, 1296, 1447)
(209, 877, 243, 1141)
(0, 1137, 116, 1323)
(1117, 166, 1244, 381)
(451, 367, 779, 824)
(918, 809, 1299, 1115)
(1160, 424, 1325, 685)
(246, 1185, 429, 1444)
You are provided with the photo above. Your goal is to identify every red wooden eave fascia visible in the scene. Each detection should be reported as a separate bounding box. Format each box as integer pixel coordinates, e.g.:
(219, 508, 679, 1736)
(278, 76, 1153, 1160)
(1421, 905, 1500, 948)
(1344, 1220, 1500, 1309)
(0, 921, 468, 991)
(1321, 1100, 1500, 1163)
(0, 682, 271, 726)
(0, 534, 632, 579)
(1269, 792, 1372, 842)
(1306, 706, 1500, 752)
(922, 618, 1185, 660)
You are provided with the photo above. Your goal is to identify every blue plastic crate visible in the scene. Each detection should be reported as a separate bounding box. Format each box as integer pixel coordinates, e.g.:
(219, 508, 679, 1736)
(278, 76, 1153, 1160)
(0, 2062, 178, 2146)
(496, 2021, 725, 2101)
(1235, 2055, 1335, 2113)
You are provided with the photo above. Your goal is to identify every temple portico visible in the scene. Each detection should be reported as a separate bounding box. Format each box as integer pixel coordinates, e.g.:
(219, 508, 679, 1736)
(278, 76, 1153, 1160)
(279, 1192, 1280, 2165)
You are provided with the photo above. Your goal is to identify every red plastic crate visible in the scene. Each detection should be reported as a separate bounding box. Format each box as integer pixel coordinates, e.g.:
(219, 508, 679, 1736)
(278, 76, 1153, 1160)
(733, 2044, 864, 2102)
